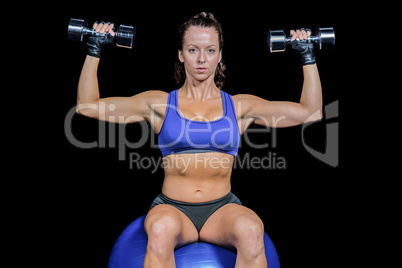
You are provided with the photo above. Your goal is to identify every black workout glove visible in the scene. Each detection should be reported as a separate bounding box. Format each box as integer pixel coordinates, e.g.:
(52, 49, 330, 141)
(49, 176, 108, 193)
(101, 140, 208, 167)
(86, 23, 115, 58)
(290, 31, 316, 65)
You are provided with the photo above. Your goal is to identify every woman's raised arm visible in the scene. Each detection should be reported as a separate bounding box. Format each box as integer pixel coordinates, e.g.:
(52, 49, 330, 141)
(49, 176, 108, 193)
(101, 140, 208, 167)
(75, 22, 167, 129)
(234, 28, 323, 130)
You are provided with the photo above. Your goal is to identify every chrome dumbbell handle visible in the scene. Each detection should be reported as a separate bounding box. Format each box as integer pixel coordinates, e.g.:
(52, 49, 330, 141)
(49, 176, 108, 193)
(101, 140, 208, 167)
(285, 36, 320, 42)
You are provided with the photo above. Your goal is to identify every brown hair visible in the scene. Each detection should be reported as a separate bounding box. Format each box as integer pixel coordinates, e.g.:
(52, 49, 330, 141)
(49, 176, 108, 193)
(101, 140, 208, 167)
(174, 12, 226, 89)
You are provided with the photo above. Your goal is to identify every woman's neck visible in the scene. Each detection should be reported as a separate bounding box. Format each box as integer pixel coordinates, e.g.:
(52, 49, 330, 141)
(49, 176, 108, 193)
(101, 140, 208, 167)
(180, 79, 220, 101)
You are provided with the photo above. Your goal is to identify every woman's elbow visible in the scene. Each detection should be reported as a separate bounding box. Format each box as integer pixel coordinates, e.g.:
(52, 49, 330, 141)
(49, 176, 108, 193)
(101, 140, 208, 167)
(303, 109, 323, 123)
(75, 102, 99, 119)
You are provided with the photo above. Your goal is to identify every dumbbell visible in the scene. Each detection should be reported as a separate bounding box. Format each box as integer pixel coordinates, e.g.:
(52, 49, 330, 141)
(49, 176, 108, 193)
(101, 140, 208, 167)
(68, 18, 136, 49)
(267, 27, 335, 53)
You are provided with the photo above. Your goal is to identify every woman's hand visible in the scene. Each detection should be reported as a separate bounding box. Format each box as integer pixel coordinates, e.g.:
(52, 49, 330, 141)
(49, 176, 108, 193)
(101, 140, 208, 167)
(86, 21, 116, 58)
(289, 29, 311, 41)
(289, 28, 316, 65)
(93, 21, 116, 36)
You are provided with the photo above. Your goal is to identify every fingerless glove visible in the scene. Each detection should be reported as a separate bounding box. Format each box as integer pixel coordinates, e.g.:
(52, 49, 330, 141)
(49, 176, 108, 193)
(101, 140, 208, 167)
(86, 25, 115, 58)
(290, 39, 316, 65)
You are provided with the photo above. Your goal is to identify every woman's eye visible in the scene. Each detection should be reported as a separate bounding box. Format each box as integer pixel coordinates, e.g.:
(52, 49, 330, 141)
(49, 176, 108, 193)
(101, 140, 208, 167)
(189, 49, 197, 53)
(207, 49, 215, 53)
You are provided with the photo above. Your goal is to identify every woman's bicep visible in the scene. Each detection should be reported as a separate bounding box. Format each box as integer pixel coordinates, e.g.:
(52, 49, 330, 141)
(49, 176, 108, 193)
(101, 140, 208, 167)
(236, 94, 312, 128)
(100, 95, 149, 123)
(76, 96, 146, 123)
(76, 93, 151, 123)
(252, 100, 309, 128)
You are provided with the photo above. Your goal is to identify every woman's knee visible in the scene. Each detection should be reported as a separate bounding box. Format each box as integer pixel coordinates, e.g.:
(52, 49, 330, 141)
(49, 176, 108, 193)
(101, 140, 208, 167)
(145, 207, 182, 241)
(233, 214, 265, 257)
(144, 207, 183, 256)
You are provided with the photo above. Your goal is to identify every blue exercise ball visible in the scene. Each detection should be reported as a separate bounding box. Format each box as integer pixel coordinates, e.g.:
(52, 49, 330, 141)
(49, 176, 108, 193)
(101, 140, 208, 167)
(108, 215, 280, 268)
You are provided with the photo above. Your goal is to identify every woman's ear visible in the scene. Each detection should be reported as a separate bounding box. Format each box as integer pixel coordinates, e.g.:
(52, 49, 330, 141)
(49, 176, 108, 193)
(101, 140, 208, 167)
(178, 50, 184, 63)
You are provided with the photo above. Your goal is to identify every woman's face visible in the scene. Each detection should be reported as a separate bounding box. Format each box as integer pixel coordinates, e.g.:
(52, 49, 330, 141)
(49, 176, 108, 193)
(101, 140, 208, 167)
(179, 26, 222, 84)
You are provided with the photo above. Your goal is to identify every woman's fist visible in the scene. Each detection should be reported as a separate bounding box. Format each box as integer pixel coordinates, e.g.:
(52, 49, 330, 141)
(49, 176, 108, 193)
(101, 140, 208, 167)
(87, 21, 116, 58)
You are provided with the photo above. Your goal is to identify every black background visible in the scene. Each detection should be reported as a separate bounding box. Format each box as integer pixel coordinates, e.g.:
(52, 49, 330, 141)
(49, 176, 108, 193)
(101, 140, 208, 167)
(33, 2, 360, 267)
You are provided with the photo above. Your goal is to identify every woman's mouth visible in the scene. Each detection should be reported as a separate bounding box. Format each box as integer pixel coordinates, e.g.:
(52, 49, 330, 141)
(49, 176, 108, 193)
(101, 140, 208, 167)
(196, 67, 207, 73)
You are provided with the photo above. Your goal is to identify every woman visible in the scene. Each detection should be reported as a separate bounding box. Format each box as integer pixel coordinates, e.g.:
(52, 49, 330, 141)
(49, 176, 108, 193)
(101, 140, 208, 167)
(76, 12, 322, 268)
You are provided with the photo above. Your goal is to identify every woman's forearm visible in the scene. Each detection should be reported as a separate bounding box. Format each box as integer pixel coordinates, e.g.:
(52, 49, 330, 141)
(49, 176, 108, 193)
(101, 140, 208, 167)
(77, 56, 101, 106)
(300, 64, 323, 119)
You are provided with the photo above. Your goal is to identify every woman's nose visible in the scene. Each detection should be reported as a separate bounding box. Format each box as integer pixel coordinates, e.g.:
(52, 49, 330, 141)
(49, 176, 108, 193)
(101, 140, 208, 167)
(197, 52, 206, 63)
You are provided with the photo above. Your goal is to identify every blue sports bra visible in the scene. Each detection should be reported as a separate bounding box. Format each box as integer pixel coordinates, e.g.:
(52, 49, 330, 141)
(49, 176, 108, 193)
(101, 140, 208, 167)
(158, 89, 240, 157)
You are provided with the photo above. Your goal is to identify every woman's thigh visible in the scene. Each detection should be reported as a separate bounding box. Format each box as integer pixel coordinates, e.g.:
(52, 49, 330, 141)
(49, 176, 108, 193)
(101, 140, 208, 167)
(145, 204, 199, 248)
(199, 204, 265, 250)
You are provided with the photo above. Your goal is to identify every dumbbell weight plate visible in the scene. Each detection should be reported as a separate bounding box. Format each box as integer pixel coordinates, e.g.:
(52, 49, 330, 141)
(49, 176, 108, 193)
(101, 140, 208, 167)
(116, 24, 136, 49)
(317, 27, 335, 51)
(68, 18, 87, 42)
(268, 29, 286, 53)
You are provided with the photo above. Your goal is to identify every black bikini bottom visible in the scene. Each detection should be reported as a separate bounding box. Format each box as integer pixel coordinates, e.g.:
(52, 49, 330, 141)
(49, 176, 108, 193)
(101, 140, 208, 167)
(149, 192, 242, 233)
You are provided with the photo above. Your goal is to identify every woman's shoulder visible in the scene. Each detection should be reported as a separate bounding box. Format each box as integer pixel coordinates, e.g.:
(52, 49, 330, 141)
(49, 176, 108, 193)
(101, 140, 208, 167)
(231, 93, 262, 103)
(134, 90, 170, 104)
(140, 89, 170, 97)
